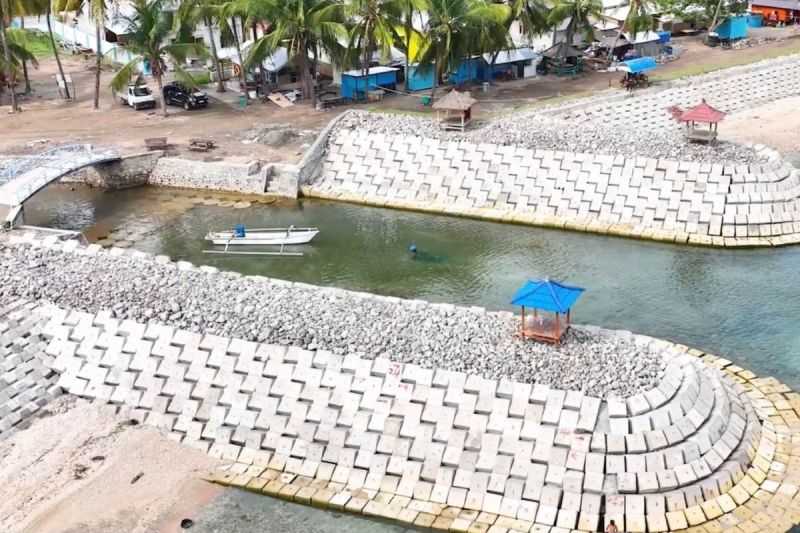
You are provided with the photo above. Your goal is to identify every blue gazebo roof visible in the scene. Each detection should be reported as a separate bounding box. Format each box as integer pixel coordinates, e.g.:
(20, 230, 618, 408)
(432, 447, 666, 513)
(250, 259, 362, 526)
(621, 56, 657, 74)
(510, 279, 585, 313)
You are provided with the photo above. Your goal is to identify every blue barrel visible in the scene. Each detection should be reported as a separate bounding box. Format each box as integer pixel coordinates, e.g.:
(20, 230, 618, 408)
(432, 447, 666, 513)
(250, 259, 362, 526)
(234, 224, 246, 237)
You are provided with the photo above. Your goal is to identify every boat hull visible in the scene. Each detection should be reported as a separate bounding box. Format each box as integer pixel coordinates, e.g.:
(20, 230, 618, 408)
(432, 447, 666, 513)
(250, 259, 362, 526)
(205, 229, 319, 246)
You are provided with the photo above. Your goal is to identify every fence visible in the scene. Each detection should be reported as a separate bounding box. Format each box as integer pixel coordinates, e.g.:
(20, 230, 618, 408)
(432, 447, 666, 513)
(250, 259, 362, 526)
(18, 16, 135, 65)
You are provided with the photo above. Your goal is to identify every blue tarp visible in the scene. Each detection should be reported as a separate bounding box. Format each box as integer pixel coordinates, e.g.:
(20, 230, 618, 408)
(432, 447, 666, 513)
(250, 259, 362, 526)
(510, 279, 585, 313)
(621, 56, 657, 74)
(716, 15, 749, 40)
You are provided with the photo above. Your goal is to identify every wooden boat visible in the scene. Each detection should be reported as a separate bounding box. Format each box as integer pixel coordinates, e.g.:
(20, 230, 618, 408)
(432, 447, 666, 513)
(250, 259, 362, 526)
(204, 225, 319, 246)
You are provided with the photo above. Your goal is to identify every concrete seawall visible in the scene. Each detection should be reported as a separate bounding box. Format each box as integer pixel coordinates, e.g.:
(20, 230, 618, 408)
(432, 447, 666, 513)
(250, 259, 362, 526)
(303, 129, 800, 248)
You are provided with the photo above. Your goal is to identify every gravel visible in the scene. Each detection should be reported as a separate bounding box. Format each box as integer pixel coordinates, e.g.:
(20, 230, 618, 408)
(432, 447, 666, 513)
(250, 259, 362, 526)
(334, 110, 764, 165)
(0, 241, 666, 398)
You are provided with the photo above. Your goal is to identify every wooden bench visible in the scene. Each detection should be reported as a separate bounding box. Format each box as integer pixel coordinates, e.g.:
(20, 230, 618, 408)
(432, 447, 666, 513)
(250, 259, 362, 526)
(188, 138, 216, 152)
(144, 137, 168, 151)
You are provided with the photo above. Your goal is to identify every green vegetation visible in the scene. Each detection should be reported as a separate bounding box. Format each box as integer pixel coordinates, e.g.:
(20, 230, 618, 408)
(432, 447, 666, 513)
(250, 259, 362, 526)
(13, 29, 55, 58)
(109, 0, 208, 116)
(651, 41, 800, 81)
(190, 71, 212, 85)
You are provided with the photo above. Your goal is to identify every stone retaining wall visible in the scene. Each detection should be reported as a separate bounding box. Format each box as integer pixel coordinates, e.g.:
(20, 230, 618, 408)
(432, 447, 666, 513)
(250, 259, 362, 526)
(304, 130, 800, 247)
(149, 157, 265, 194)
(65, 151, 162, 189)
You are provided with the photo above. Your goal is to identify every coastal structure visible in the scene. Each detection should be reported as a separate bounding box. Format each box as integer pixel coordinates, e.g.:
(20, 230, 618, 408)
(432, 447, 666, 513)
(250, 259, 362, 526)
(1, 233, 799, 532)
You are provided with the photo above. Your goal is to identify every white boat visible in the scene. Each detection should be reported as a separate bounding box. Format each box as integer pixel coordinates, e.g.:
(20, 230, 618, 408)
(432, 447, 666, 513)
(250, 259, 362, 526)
(204, 226, 319, 246)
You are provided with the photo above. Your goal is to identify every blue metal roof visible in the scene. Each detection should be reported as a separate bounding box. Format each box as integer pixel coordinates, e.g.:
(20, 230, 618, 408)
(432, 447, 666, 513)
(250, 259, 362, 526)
(510, 279, 585, 313)
(621, 56, 657, 74)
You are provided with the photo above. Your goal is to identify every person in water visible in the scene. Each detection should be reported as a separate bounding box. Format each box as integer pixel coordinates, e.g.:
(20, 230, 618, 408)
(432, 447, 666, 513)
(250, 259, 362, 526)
(606, 519, 619, 533)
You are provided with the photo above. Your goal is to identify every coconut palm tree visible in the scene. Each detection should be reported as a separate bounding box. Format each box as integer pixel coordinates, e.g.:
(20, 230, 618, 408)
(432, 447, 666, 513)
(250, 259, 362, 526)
(243, 0, 347, 105)
(396, 0, 426, 80)
(0, 0, 20, 111)
(177, 0, 227, 92)
(606, 0, 654, 61)
(547, 0, 603, 49)
(344, 0, 404, 99)
(219, 1, 249, 98)
(417, 0, 510, 98)
(109, 0, 207, 116)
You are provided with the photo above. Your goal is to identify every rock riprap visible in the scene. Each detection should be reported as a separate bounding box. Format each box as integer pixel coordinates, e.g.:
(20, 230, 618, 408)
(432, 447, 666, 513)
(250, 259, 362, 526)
(0, 236, 664, 399)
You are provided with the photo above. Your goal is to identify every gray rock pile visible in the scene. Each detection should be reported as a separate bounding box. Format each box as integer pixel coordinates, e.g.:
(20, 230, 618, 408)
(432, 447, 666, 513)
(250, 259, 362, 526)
(335, 110, 762, 164)
(0, 241, 665, 398)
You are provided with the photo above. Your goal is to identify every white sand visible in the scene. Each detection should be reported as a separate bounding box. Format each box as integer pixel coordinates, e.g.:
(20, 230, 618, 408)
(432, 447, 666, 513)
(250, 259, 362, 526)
(0, 397, 221, 533)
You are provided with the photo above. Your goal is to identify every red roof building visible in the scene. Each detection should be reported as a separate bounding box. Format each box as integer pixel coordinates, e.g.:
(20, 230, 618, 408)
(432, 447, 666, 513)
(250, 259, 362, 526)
(678, 99, 726, 124)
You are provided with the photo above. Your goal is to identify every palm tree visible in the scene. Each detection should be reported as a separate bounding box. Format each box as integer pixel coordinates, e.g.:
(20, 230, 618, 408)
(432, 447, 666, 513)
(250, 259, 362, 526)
(344, 0, 403, 99)
(243, 0, 346, 105)
(606, 0, 653, 61)
(0, 0, 20, 111)
(109, 0, 207, 116)
(219, 2, 249, 98)
(417, 0, 510, 99)
(178, 0, 227, 92)
(547, 0, 603, 49)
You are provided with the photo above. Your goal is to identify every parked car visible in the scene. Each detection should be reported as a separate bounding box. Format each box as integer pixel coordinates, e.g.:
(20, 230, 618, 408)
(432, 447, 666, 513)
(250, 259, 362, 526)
(119, 84, 157, 110)
(163, 82, 209, 110)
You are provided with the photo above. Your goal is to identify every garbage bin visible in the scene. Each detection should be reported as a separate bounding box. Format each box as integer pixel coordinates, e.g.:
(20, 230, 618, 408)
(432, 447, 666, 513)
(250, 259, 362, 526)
(421, 95, 432, 106)
(482, 82, 490, 93)
(238, 95, 247, 108)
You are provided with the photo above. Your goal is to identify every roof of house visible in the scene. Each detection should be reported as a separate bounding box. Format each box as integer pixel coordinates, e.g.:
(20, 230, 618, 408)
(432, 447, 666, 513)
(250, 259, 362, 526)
(432, 90, 477, 111)
(483, 47, 539, 65)
(751, 0, 800, 9)
(679, 100, 726, 123)
(341, 66, 400, 77)
(542, 41, 583, 58)
(510, 279, 585, 313)
(624, 30, 662, 44)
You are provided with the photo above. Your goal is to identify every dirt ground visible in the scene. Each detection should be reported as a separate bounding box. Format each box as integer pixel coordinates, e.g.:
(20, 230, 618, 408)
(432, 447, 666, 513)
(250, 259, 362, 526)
(0, 397, 221, 533)
(3, 30, 800, 161)
(722, 95, 800, 154)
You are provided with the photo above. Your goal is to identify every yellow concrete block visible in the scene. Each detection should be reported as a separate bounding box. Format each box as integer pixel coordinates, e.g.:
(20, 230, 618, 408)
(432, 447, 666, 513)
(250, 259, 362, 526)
(685, 505, 707, 526)
(245, 477, 269, 492)
(293, 486, 316, 504)
(449, 517, 473, 532)
(701, 500, 724, 520)
(230, 474, 252, 487)
(415, 512, 438, 528)
(344, 496, 368, 513)
(666, 511, 688, 530)
(432, 516, 454, 531)
(397, 508, 419, 524)
(262, 480, 284, 497)
(310, 488, 336, 507)
(278, 483, 300, 500)
(362, 500, 386, 517)
(717, 494, 736, 514)
(475, 512, 498, 525)
(467, 522, 490, 533)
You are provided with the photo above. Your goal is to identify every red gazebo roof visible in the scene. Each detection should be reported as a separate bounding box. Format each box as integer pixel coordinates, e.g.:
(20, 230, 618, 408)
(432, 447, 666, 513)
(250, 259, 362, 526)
(678, 99, 726, 123)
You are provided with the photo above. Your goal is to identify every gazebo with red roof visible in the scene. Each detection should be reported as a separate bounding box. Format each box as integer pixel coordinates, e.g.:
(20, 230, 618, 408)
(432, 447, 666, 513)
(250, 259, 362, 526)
(669, 99, 726, 144)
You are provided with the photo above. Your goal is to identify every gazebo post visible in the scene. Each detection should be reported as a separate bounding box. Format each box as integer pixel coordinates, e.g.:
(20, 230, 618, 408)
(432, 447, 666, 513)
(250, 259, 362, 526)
(554, 313, 560, 344)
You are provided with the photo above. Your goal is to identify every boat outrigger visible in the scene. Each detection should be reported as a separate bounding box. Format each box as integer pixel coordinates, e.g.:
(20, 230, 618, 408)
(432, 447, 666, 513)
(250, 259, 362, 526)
(203, 224, 319, 256)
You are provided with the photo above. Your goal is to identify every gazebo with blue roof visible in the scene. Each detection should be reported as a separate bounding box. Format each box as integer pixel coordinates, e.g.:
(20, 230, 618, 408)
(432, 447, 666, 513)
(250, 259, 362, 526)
(510, 279, 585, 344)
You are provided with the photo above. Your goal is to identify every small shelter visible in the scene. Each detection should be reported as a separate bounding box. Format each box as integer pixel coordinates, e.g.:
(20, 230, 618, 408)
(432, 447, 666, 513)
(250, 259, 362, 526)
(482, 47, 540, 80)
(540, 42, 584, 76)
(510, 279, 585, 344)
(432, 90, 477, 132)
(623, 31, 663, 57)
(670, 99, 726, 144)
(714, 15, 749, 41)
(340, 66, 399, 100)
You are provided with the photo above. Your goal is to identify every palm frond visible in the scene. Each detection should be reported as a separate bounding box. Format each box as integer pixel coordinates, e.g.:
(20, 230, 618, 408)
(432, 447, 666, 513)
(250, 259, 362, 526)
(109, 57, 141, 92)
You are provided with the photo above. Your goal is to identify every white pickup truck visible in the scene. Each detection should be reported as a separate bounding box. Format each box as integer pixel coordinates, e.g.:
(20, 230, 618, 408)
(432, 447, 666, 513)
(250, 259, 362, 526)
(119, 85, 157, 110)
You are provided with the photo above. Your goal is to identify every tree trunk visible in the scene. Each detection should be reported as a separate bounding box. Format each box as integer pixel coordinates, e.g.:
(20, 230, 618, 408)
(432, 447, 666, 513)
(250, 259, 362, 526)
(361, 23, 370, 101)
(231, 17, 247, 100)
(0, 7, 18, 112)
(21, 17, 31, 94)
(206, 15, 225, 92)
(155, 72, 167, 116)
(46, 6, 70, 99)
(311, 43, 318, 108)
(94, 22, 101, 109)
(430, 57, 438, 101)
(297, 38, 313, 103)
(253, 21, 267, 97)
(404, 4, 411, 84)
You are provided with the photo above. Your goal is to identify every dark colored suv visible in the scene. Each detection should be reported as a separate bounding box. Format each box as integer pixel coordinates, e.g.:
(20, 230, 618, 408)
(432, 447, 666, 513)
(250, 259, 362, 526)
(163, 82, 209, 110)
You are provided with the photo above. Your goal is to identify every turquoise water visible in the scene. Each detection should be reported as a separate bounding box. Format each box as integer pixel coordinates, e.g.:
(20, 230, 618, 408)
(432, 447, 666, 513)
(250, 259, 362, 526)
(24, 184, 800, 391)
